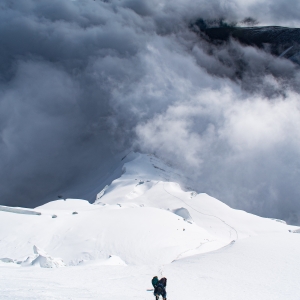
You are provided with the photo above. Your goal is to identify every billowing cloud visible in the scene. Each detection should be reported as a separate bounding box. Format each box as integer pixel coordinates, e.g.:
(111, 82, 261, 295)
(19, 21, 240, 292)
(0, 0, 300, 224)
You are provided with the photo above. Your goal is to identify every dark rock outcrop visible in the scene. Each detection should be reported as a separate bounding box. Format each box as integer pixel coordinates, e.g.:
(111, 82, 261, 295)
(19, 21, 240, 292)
(193, 22, 300, 64)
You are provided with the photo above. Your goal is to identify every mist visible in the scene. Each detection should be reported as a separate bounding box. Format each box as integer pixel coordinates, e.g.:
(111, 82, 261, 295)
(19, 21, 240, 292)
(1, 0, 300, 224)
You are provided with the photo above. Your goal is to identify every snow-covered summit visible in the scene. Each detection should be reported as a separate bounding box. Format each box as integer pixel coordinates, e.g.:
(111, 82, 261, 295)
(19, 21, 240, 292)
(97, 153, 295, 240)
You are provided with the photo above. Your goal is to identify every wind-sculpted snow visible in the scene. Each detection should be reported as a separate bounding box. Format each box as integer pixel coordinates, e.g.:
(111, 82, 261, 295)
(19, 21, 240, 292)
(27, 246, 66, 268)
(172, 208, 193, 223)
(0, 205, 41, 215)
(0, 0, 300, 225)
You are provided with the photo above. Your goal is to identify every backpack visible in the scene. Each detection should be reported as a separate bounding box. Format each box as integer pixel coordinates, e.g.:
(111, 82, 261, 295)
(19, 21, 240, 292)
(159, 277, 167, 287)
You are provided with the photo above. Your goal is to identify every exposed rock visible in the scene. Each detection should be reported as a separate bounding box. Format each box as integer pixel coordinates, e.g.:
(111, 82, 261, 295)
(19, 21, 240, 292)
(192, 22, 300, 64)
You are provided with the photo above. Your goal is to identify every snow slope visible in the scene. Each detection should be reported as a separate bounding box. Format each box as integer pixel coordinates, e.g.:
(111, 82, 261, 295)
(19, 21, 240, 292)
(0, 153, 299, 299)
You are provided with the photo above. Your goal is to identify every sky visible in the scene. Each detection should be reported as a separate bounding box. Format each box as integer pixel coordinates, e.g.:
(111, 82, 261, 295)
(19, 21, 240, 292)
(1, 0, 300, 224)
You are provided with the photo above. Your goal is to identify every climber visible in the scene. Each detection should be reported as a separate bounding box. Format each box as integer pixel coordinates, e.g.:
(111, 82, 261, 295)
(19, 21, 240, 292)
(154, 277, 167, 300)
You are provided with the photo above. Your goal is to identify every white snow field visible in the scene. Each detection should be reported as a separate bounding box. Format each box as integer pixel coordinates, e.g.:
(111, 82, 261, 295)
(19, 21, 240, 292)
(0, 153, 299, 299)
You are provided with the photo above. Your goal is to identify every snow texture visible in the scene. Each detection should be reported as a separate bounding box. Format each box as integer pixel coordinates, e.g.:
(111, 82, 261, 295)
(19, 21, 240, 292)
(0, 153, 299, 299)
(0, 205, 41, 215)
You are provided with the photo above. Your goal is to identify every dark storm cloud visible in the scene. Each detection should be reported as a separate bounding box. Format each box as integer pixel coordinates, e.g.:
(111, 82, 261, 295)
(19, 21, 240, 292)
(1, 0, 300, 224)
(0, 0, 144, 206)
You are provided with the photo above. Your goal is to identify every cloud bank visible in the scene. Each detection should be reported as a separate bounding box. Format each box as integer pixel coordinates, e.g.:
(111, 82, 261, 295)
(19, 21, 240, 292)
(1, 0, 300, 224)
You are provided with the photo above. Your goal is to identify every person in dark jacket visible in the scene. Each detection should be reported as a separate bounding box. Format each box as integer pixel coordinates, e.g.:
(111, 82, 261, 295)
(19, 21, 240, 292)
(154, 277, 167, 300)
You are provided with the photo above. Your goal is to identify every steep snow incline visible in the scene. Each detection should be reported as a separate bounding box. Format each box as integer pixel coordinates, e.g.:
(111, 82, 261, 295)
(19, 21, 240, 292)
(0, 153, 299, 299)
(165, 232, 300, 300)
